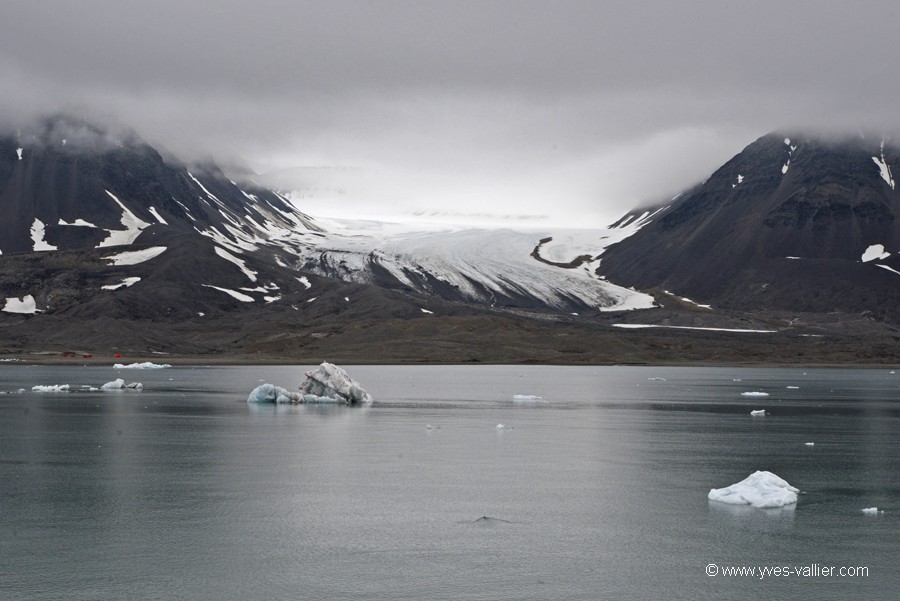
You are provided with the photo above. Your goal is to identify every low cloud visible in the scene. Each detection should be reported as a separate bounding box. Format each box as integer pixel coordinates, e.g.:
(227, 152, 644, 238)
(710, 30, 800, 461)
(3, 1, 900, 226)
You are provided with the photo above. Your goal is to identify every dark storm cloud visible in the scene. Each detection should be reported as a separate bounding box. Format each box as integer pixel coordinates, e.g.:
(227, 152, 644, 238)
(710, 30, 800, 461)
(3, 0, 899, 225)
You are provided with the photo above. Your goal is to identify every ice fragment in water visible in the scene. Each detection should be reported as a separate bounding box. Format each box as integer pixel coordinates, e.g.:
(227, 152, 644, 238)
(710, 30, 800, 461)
(708, 470, 798, 508)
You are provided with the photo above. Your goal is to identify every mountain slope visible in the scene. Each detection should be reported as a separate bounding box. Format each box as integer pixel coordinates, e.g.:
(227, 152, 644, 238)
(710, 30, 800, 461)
(598, 132, 900, 320)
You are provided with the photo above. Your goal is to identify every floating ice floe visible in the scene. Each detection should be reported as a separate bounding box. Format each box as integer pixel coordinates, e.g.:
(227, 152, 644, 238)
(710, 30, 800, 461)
(861, 507, 881, 515)
(299, 362, 372, 404)
(101, 379, 143, 391)
(32, 384, 70, 392)
(741, 391, 770, 397)
(114, 362, 172, 369)
(512, 394, 542, 401)
(708, 470, 799, 508)
(247, 383, 300, 404)
(750, 409, 766, 416)
(647, 377, 667, 381)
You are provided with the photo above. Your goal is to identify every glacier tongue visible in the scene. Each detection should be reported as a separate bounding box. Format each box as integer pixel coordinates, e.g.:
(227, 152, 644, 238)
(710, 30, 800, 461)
(290, 219, 656, 312)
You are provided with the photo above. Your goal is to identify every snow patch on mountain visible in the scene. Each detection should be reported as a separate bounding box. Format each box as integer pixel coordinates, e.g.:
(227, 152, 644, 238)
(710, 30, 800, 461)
(202, 284, 255, 302)
(187, 171, 223, 204)
(102, 277, 141, 291)
(876, 264, 900, 277)
(214, 246, 258, 282)
(2, 295, 38, 314)
(30, 219, 57, 251)
(58, 218, 97, 227)
(861, 244, 890, 262)
(102, 246, 167, 266)
(872, 141, 895, 189)
(97, 191, 151, 248)
(148, 206, 168, 225)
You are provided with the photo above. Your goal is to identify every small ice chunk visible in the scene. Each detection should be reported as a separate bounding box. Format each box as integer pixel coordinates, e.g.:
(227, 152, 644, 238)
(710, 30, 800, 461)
(101, 379, 142, 391)
(741, 391, 769, 397)
(708, 470, 799, 508)
(32, 384, 70, 392)
(647, 377, 667, 381)
(101, 379, 125, 390)
(750, 409, 766, 416)
(861, 507, 880, 515)
(786, 386, 800, 389)
(804, 442, 815, 446)
(16, 147, 23, 160)
(496, 423, 505, 430)
(420, 308, 434, 314)
(512, 394, 542, 401)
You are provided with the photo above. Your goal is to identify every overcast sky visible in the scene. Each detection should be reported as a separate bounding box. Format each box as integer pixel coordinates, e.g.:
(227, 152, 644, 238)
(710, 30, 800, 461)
(3, 1, 899, 226)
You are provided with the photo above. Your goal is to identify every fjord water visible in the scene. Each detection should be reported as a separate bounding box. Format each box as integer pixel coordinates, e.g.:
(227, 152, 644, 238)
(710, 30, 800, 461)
(1, 365, 897, 600)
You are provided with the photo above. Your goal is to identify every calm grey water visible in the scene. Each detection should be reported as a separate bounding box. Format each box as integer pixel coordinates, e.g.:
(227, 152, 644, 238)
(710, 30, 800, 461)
(1, 364, 898, 600)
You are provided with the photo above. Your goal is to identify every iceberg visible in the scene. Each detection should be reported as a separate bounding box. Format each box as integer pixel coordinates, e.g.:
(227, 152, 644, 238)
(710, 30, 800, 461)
(512, 394, 542, 401)
(247, 383, 300, 404)
(750, 409, 766, 416)
(114, 362, 172, 369)
(741, 391, 769, 397)
(101, 379, 143, 391)
(32, 384, 70, 392)
(861, 507, 880, 515)
(708, 471, 799, 508)
(298, 362, 372, 404)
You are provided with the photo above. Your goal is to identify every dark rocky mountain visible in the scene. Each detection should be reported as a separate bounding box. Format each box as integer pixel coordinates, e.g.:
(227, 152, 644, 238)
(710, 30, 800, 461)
(0, 118, 898, 365)
(598, 132, 900, 321)
(0, 116, 475, 358)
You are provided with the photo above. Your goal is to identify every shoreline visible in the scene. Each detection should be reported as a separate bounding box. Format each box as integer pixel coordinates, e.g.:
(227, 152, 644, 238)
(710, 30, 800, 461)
(2, 353, 897, 370)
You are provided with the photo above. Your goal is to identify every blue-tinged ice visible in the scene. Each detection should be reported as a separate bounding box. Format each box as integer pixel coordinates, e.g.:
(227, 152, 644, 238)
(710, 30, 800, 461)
(247, 383, 299, 404)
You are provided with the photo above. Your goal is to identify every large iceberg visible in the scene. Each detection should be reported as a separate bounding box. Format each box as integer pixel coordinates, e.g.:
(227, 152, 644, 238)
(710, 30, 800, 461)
(247, 363, 372, 405)
(708, 470, 799, 508)
(299, 362, 373, 404)
(247, 383, 300, 404)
